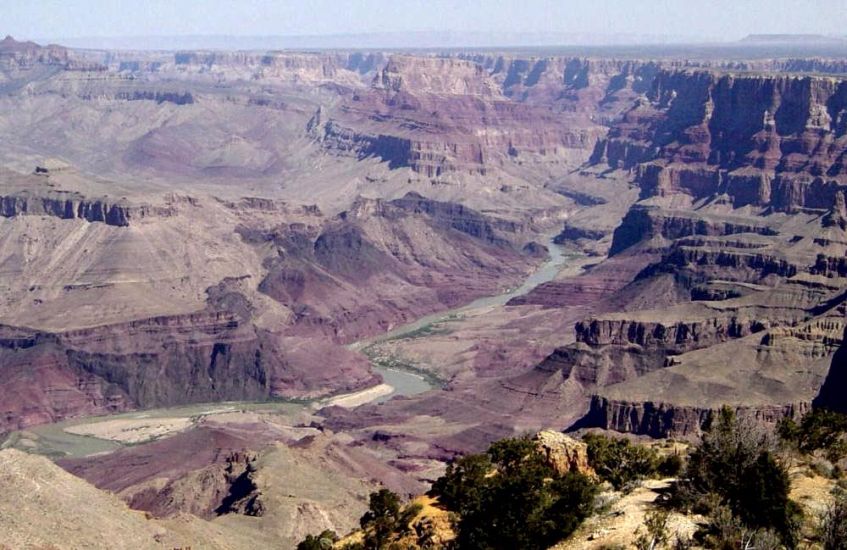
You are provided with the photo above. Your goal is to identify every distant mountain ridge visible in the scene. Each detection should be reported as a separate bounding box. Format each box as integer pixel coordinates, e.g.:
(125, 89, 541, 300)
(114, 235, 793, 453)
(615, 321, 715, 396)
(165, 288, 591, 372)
(741, 33, 847, 44)
(32, 31, 714, 51)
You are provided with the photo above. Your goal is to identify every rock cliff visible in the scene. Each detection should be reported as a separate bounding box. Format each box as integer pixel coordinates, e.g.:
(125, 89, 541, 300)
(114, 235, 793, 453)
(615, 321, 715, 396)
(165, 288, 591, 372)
(0, 191, 173, 227)
(583, 396, 812, 438)
(0, 35, 70, 69)
(532, 430, 595, 477)
(609, 205, 778, 256)
(0, 307, 376, 434)
(593, 69, 847, 211)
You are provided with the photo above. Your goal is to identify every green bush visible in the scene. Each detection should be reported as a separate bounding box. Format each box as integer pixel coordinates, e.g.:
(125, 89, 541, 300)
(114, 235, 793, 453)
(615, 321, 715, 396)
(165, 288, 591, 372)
(298, 488, 420, 550)
(432, 436, 598, 550)
(358, 488, 421, 549)
(431, 452, 489, 515)
(698, 505, 782, 550)
(634, 509, 670, 550)
(296, 529, 338, 550)
(779, 409, 847, 461)
(677, 407, 801, 547)
(583, 433, 660, 489)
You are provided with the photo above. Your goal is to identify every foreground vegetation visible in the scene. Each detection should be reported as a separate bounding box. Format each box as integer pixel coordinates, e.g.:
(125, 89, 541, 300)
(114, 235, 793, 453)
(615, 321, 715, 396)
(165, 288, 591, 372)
(299, 407, 847, 549)
(434, 437, 598, 549)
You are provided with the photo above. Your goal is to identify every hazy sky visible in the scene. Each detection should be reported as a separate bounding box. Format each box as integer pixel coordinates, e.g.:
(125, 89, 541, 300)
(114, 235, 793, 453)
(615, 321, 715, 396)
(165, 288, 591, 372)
(3, 0, 845, 42)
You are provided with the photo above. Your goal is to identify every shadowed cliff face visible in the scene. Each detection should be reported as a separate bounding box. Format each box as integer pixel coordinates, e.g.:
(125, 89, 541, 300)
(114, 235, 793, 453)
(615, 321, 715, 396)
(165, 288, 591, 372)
(0, 306, 382, 435)
(814, 326, 847, 413)
(609, 205, 778, 256)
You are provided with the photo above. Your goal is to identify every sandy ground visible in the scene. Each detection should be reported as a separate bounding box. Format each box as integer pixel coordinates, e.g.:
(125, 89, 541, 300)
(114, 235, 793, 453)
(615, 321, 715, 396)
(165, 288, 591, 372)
(555, 480, 701, 549)
(322, 383, 394, 408)
(64, 417, 193, 444)
(789, 462, 837, 518)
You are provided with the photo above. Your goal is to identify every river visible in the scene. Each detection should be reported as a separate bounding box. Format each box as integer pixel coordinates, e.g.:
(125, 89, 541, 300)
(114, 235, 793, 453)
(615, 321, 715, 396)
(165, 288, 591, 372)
(359, 234, 574, 402)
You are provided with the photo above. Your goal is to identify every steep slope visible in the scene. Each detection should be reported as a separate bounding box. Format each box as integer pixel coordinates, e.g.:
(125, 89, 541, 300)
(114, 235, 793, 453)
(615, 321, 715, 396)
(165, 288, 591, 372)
(0, 448, 257, 549)
(55, 412, 421, 549)
(250, 193, 541, 341)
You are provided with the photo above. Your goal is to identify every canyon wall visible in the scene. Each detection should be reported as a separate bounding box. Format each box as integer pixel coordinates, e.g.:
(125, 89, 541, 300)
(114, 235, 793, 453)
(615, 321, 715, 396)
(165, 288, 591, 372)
(593, 69, 847, 211)
(0, 192, 173, 226)
(583, 396, 812, 438)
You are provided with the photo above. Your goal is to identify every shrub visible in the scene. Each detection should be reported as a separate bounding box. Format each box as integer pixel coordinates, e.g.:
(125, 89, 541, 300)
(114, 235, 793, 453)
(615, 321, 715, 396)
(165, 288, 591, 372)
(780, 408, 847, 461)
(657, 453, 684, 478)
(811, 457, 836, 479)
(359, 489, 420, 549)
(431, 452, 489, 515)
(698, 505, 782, 550)
(820, 489, 847, 550)
(676, 407, 801, 546)
(296, 530, 338, 550)
(776, 415, 801, 447)
(634, 509, 670, 550)
(433, 436, 598, 550)
(583, 433, 660, 490)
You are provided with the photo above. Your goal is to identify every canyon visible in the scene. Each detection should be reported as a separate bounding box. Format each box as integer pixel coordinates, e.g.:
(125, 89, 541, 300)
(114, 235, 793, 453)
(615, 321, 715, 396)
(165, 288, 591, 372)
(1, 33, 847, 548)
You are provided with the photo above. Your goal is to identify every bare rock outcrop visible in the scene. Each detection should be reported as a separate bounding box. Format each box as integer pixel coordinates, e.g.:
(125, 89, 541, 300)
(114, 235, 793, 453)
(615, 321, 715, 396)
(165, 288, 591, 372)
(609, 205, 777, 256)
(0, 312, 275, 433)
(60, 426, 270, 519)
(0, 191, 173, 227)
(583, 396, 811, 438)
(533, 430, 595, 477)
(315, 54, 609, 177)
(251, 193, 538, 342)
(0, 35, 70, 69)
(171, 50, 381, 86)
(575, 316, 767, 354)
(0, 308, 373, 434)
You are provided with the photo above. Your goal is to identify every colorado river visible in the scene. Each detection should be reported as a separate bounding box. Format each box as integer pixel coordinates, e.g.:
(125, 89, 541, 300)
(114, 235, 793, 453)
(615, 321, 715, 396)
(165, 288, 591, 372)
(357, 234, 575, 402)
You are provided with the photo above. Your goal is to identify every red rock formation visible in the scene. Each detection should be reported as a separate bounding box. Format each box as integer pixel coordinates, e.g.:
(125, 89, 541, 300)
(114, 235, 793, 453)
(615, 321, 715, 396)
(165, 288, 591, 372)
(313, 54, 612, 177)
(594, 69, 847, 211)
(0, 309, 376, 434)
(58, 426, 267, 518)
(575, 316, 767, 352)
